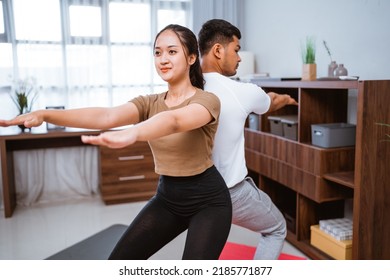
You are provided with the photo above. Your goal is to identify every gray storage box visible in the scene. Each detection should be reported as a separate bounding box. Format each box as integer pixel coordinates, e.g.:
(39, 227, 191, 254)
(311, 123, 356, 148)
(268, 115, 283, 136)
(281, 115, 298, 140)
(248, 113, 259, 130)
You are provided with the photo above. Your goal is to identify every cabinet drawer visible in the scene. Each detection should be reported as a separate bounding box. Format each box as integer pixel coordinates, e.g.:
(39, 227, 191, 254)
(100, 142, 153, 162)
(101, 155, 152, 168)
(100, 179, 157, 204)
(101, 156, 155, 178)
(100, 179, 157, 195)
(100, 141, 156, 184)
(99, 141, 158, 204)
(101, 169, 158, 184)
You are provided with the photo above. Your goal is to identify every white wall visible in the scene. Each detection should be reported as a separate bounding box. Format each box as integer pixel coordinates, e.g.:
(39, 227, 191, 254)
(243, 0, 390, 80)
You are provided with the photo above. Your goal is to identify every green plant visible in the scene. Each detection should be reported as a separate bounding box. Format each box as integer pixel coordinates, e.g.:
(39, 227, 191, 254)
(9, 77, 39, 115)
(301, 36, 316, 64)
(323, 40, 333, 62)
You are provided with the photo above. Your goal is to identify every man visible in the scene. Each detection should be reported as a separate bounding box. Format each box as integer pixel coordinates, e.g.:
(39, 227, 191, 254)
(198, 19, 298, 259)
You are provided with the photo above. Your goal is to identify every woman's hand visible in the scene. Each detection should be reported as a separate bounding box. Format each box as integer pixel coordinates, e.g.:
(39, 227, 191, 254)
(0, 111, 44, 128)
(81, 127, 138, 149)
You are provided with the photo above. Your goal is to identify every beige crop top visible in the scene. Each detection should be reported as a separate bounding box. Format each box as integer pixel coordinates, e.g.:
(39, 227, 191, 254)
(131, 88, 220, 176)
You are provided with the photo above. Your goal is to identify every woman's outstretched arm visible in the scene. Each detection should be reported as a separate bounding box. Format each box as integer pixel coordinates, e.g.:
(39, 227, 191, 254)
(0, 102, 140, 130)
(81, 103, 213, 148)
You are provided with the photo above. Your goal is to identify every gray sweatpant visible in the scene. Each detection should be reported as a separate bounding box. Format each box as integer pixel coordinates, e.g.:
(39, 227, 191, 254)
(229, 177, 287, 259)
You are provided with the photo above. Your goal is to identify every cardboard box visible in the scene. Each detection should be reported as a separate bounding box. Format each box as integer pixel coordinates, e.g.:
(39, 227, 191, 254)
(310, 225, 352, 260)
(268, 115, 283, 136)
(311, 123, 356, 148)
(281, 115, 298, 140)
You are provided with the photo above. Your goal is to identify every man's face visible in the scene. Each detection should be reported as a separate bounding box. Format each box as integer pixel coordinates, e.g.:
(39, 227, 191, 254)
(220, 35, 241, 77)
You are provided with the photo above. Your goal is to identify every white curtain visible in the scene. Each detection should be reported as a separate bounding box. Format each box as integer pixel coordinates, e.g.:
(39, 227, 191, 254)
(192, 0, 244, 38)
(0, 146, 99, 209)
(12, 147, 99, 206)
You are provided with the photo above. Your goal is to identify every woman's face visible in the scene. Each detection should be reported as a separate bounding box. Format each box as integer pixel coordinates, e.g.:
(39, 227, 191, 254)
(154, 30, 195, 84)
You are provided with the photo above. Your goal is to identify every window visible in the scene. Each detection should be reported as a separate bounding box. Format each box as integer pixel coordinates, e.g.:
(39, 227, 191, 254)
(1, 0, 192, 121)
(69, 5, 102, 38)
(109, 2, 151, 43)
(14, 0, 61, 41)
(109, 2, 152, 90)
(0, 1, 4, 34)
(157, 8, 186, 31)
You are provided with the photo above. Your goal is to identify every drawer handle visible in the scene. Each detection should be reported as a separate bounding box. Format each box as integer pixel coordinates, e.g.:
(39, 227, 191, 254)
(118, 155, 144, 161)
(119, 175, 145, 181)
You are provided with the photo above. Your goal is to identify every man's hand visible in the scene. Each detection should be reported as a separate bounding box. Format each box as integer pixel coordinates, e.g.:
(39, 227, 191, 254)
(267, 92, 298, 112)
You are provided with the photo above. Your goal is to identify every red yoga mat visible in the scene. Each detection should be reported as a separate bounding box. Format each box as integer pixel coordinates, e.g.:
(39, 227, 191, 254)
(219, 242, 306, 260)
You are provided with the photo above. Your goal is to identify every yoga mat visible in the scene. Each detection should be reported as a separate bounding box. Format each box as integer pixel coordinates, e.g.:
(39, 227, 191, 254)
(46, 224, 127, 260)
(219, 242, 306, 260)
(46, 225, 305, 260)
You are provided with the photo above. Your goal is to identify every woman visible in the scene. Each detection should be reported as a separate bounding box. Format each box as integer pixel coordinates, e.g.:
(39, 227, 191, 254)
(0, 24, 232, 260)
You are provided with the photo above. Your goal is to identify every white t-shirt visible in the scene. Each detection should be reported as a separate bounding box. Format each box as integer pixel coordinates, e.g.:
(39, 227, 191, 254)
(204, 72, 271, 188)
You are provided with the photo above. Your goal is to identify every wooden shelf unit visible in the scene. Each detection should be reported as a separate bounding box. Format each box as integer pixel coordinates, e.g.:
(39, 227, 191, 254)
(244, 80, 390, 259)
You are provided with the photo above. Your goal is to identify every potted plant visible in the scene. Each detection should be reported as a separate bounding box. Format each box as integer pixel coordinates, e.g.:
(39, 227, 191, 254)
(301, 36, 316, 81)
(8, 77, 39, 131)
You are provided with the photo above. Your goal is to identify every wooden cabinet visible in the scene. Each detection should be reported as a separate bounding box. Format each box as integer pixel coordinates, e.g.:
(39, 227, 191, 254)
(99, 141, 159, 204)
(245, 80, 390, 259)
(0, 132, 158, 217)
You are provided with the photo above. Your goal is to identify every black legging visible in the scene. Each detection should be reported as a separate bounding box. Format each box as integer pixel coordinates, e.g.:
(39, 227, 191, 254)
(108, 166, 232, 260)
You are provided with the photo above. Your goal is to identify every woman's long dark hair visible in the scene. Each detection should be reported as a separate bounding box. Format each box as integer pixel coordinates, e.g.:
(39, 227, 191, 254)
(154, 24, 204, 90)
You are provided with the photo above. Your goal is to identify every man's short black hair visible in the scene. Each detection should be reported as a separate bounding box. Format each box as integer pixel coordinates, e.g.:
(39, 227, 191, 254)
(198, 19, 241, 56)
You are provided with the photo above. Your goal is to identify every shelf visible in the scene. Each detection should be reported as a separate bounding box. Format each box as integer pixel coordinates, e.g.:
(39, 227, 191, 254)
(253, 80, 359, 90)
(323, 171, 355, 189)
(245, 79, 390, 259)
